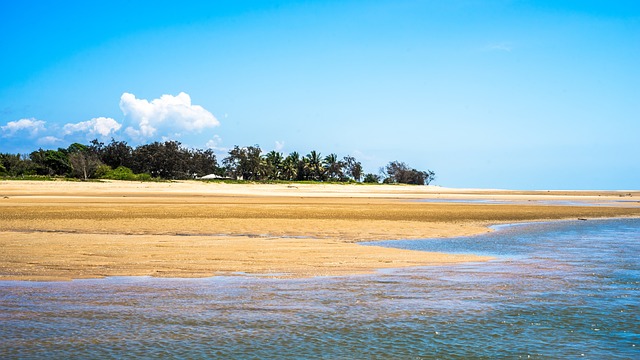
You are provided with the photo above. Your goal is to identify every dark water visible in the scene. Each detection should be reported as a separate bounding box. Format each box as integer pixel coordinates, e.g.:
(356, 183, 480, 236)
(1, 219, 639, 359)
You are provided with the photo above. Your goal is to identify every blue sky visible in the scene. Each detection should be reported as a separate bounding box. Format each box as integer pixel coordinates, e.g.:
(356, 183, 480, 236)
(1, 0, 638, 189)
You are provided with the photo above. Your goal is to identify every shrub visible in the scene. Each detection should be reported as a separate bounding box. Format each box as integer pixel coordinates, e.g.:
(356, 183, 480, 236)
(102, 166, 138, 181)
(363, 173, 381, 183)
(94, 164, 112, 178)
(136, 173, 152, 181)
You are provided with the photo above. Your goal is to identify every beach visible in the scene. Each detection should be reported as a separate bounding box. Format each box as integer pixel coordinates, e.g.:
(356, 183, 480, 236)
(1, 180, 639, 281)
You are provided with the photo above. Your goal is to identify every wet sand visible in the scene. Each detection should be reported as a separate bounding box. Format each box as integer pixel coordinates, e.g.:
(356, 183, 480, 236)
(1, 180, 639, 280)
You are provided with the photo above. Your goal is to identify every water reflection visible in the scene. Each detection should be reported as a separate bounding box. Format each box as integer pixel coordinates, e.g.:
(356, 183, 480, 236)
(1, 219, 639, 359)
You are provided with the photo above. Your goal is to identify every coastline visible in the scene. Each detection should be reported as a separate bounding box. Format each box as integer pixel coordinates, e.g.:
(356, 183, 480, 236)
(1, 180, 639, 281)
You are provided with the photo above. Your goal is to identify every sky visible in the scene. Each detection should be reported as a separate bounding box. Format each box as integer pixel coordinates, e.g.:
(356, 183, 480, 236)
(1, 0, 638, 189)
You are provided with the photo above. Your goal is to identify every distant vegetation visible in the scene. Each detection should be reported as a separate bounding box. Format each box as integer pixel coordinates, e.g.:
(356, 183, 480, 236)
(0, 139, 435, 185)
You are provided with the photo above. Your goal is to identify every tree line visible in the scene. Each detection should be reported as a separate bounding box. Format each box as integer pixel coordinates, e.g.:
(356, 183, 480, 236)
(0, 139, 435, 185)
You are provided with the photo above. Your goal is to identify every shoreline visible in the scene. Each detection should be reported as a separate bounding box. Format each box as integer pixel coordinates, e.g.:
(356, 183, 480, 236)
(1, 180, 639, 281)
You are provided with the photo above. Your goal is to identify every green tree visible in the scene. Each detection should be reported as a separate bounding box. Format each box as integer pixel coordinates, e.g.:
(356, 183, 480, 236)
(305, 150, 325, 181)
(245, 145, 263, 180)
(342, 156, 363, 182)
(382, 161, 435, 185)
(363, 173, 381, 183)
(263, 150, 283, 180)
(91, 138, 133, 170)
(29, 149, 71, 176)
(67, 143, 102, 180)
(223, 145, 263, 180)
(0, 153, 35, 176)
(323, 153, 343, 181)
(223, 146, 246, 180)
(7, 139, 440, 184)
(67, 142, 88, 153)
(132, 141, 191, 179)
(296, 153, 310, 181)
(281, 152, 300, 181)
(187, 148, 218, 178)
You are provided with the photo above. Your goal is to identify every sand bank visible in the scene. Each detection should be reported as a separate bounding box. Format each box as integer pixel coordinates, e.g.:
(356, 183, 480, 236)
(1, 180, 639, 280)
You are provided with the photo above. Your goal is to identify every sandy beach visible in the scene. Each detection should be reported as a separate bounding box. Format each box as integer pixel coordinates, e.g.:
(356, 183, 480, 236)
(1, 180, 639, 281)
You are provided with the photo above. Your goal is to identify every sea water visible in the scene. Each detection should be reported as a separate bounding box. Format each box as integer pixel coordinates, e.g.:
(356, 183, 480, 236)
(1, 218, 638, 359)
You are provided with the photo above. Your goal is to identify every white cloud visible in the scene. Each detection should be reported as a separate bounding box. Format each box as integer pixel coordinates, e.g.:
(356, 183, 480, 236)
(120, 92, 219, 139)
(63, 117, 122, 137)
(275, 140, 285, 151)
(124, 126, 142, 139)
(1, 118, 46, 137)
(205, 135, 222, 149)
(37, 136, 62, 145)
(205, 135, 229, 152)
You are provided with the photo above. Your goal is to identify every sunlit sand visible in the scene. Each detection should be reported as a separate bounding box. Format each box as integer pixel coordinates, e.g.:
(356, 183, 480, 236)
(1, 180, 638, 280)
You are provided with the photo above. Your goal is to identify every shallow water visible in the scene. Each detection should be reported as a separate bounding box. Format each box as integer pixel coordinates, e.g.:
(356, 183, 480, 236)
(417, 198, 640, 207)
(1, 218, 639, 359)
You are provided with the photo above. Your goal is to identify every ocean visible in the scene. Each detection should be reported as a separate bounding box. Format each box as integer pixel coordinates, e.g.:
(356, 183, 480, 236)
(1, 218, 638, 359)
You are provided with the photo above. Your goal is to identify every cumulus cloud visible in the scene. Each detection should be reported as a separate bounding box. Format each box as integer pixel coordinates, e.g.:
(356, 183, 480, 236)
(275, 140, 285, 151)
(1, 92, 220, 152)
(63, 117, 122, 137)
(205, 135, 229, 153)
(37, 136, 62, 145)
(205, 135, 222, 149)
(1, 118, 46, 137)
(120, 92, 219, 139)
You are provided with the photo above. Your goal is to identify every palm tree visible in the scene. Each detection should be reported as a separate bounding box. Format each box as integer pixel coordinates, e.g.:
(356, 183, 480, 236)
(323, 153, 343, 181)
(263, 150, 283, 180)
(305, 150, 324, 181)
(282, 152, 299, 181)
(297, 154, 310, 181)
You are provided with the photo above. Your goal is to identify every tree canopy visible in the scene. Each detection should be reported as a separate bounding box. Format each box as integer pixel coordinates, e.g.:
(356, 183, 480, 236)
(382, 161, 436, 185)
(0, 139, 435, 185)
